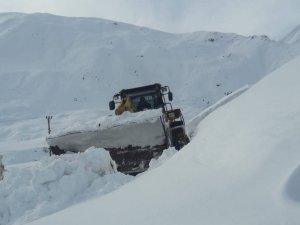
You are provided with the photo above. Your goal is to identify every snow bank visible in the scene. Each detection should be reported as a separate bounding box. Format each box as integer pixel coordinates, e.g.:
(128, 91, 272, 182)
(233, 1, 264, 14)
(148, 147, 178, 171)
(0, 148, 133, 225)
(187, 85, 249, 138)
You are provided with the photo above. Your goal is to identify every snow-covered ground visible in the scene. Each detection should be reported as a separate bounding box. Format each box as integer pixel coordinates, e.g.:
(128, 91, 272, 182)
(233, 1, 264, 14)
(0, 12, 300, 225)
(27, 49, 300, 225)
(0, 148, 133, 225)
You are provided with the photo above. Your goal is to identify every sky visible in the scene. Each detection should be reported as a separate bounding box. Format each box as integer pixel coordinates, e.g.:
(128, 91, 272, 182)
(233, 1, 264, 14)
(0, 0, 299, 39)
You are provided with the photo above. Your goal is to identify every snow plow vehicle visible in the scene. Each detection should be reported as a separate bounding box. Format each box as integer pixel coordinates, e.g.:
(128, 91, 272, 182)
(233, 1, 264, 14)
(47, 83, 189, 175)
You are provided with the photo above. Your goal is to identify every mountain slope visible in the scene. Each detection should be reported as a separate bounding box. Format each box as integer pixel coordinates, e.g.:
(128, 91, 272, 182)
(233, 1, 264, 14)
(1, 13, 300, 122)
(28, 53, 300, 225)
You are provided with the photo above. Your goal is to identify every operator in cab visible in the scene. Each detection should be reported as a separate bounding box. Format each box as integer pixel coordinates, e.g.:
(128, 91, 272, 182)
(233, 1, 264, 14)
(137, 96, 151, 111)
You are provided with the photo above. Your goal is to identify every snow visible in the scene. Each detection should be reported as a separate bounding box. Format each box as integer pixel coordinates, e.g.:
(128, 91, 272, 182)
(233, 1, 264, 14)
(0, 147, 133, 225)
(187, 85, 249, 138)
(0, 12, 300, 225)
(148, 147, 178, 170)
(26, 53, 300, 225)
(282, 25, 300, 44)
(0, 13, 300, 122)
(0, 155, 4, 180)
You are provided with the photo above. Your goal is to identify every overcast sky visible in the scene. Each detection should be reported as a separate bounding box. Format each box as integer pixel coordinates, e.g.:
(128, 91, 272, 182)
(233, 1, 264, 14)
(0, 0, 299, 39)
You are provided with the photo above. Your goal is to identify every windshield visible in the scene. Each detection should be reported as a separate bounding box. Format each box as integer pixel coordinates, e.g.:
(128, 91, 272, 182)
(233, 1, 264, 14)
(131, 94, 163, 110)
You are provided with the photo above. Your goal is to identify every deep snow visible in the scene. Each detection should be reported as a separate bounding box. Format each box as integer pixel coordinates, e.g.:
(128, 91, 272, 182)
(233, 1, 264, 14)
(27, 48, 300, 225)
(0, 148, 133, 225)
(0, 12, 300, 225)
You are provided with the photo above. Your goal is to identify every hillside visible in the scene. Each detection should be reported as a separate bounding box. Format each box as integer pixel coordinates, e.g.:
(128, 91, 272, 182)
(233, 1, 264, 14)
(1, 13, 300, 122)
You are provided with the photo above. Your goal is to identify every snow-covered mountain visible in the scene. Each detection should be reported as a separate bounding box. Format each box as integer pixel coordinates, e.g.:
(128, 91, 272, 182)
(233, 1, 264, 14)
(1, 12, 300, 225)
(1, 12, 300, 122)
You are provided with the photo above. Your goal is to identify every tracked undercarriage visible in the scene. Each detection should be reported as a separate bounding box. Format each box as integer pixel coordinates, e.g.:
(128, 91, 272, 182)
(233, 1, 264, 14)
(47, 83, 189, 175)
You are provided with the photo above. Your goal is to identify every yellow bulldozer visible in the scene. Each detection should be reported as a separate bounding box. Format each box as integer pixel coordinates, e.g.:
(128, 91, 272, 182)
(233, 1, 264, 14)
(47, 83, 189, 175)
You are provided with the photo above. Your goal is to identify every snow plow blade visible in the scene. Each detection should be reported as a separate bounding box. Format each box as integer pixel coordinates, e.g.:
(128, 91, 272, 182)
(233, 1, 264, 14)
(47, 110, 167, 175)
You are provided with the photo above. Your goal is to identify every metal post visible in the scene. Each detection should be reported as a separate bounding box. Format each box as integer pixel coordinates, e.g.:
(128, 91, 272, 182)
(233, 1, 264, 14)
(46, 116, 53, 135)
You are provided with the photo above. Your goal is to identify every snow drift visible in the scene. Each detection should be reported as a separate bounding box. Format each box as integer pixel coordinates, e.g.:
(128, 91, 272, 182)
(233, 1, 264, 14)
(0, 148, 132, 225)
(27, 54, 300, 225)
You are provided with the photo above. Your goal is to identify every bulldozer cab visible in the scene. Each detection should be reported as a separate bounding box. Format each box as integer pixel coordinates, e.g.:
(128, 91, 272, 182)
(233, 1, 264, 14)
(109, 83, 173, 115)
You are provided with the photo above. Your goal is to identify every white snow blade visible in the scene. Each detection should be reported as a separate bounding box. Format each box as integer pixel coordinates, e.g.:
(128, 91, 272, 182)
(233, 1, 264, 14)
(46, 116, 166, 152)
